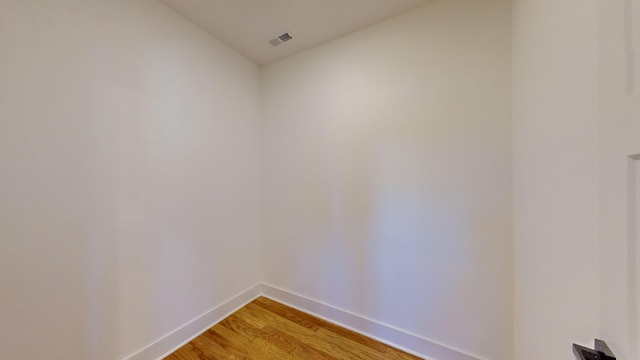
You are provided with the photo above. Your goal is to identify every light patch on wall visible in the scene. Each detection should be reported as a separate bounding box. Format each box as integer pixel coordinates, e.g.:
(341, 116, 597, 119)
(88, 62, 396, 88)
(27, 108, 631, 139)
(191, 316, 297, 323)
(368, 140, 472, 333)
(625, 0, 640, 96)
(628, 154, 640, 359)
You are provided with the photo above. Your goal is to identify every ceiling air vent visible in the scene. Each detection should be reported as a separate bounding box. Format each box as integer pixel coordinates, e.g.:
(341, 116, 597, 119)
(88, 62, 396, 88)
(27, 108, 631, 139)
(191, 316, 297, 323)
(269, 32, 293, 47)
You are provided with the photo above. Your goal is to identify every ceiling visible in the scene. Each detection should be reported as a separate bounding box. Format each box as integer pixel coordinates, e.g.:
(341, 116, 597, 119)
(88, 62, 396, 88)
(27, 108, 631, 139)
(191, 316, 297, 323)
(159, 0, 432, 66)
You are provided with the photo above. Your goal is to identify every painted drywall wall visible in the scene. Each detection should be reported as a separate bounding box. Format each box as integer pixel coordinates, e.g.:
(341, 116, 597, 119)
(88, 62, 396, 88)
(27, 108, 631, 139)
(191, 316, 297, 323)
(512, 0, 601, 359)
(261, 1, 513, 359)
(0, 1, 262, 359)
(599, 1, 640, 358)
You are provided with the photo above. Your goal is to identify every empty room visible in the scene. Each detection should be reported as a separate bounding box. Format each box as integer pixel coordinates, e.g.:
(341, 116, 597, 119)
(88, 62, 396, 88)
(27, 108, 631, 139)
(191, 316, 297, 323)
(1, 0, 638, 359)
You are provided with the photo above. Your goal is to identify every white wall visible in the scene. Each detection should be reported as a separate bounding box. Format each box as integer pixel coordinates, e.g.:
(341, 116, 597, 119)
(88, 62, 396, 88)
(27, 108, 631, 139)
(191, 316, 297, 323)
(512, 0, 601, 359)
(0, 1, 262, 359)
(261, 1, 513, 359)
(599, 1, 640, 358)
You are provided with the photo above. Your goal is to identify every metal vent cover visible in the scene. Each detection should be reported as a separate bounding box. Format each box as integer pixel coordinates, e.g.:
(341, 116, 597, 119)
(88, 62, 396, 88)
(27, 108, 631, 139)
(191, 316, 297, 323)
(269, 32, 293, 47)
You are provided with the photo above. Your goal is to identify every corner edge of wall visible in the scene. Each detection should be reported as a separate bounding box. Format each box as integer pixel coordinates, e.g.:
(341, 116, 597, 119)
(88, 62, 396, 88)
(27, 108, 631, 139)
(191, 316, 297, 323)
(123, 283, 262, 360)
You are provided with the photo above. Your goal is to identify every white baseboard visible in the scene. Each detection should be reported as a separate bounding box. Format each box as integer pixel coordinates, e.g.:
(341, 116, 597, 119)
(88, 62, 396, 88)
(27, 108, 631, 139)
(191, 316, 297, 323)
(123, 282, 485, 360)
(261, 283, 484, 360)
(124, 283, 262, 360)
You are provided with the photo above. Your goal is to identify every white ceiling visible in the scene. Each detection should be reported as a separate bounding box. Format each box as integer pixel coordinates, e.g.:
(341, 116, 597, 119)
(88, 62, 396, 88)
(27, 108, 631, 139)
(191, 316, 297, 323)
(160, 0, 432, 65)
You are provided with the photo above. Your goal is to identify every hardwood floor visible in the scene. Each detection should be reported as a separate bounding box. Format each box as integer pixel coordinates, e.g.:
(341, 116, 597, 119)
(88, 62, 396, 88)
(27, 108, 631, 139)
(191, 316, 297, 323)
(165, 296, 422, 360)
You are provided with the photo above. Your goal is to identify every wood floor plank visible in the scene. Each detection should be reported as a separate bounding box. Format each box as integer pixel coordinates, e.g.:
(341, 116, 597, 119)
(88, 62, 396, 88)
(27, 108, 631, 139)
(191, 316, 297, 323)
(234, 306, 339, 360)
(246, 300, 411, 360)
(201, 327, 252, 359)
(250, 297, 400, 356)
(241, 303, 358, 360)
(164, 297, 423, 360)
(250, 298, 408, 359)
(252, 297, 322, 331)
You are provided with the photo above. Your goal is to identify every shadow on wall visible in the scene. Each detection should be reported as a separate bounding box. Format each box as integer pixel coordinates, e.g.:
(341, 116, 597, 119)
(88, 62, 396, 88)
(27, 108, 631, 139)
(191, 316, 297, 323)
(286, 134, 510, 357)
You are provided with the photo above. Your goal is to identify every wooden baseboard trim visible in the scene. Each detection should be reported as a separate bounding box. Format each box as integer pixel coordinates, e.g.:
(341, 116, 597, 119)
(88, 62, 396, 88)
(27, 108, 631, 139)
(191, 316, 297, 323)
(124, 283, 262, 360)
(261, 283, 484, 360)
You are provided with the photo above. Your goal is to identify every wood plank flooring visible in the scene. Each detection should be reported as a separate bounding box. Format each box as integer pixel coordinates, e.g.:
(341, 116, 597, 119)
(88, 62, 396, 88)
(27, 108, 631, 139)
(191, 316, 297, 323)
(165, 296, 422, 360)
